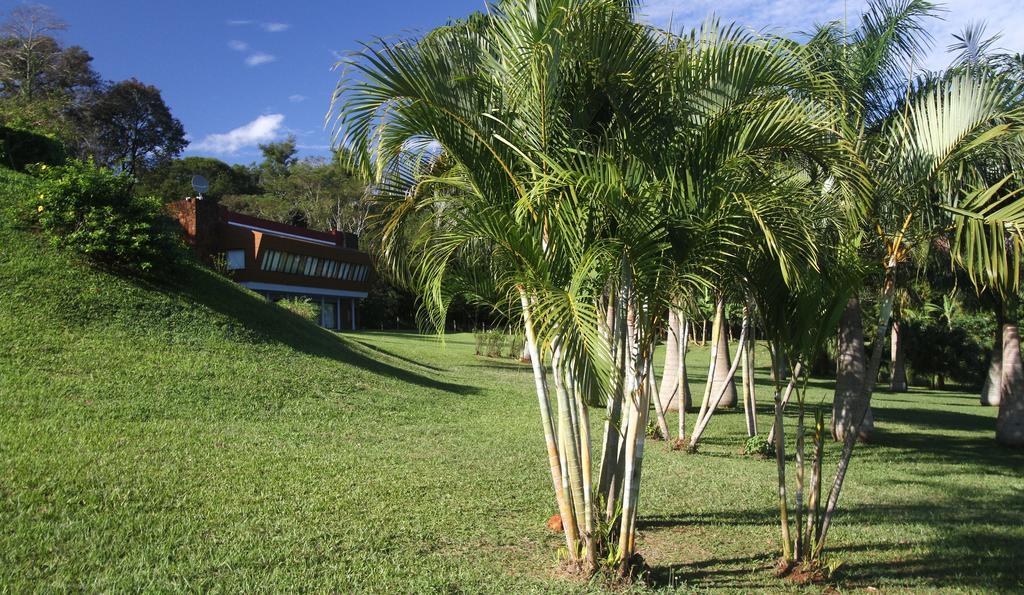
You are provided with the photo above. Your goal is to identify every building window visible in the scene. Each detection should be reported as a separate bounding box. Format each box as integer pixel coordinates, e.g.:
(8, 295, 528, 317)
(257, 248, 368, 282)
(226, 250, 246, 270)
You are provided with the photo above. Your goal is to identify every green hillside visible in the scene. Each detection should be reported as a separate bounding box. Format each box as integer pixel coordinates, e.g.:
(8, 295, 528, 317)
(0, 168, 555, 591)
(1, 167, 1022, 592)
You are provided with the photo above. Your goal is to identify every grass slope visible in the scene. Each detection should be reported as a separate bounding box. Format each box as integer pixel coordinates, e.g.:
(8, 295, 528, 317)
(1, 167, 1022, 592)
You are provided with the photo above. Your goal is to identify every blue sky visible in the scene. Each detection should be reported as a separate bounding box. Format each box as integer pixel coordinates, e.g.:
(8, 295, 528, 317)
(16, 0, 1021, 165)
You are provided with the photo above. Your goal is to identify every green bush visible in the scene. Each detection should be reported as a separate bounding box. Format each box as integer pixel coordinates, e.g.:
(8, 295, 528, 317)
(743, 434, 774, 458)
(26, 160, 178, 272)
(902, 313, 990, 388)
(0, 125, 66, 171)
(276, 297, 320, 323)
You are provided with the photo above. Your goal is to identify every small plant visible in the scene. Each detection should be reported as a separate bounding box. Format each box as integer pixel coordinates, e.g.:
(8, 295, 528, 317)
(645, 420, 663, 441)
(210, 252, 232, 276)
(277, 297, 319, 323)
(473, 329, 487, 355)
(473, 329, 509, 358)
(26, 160, 178, 272)
(485, 329, 506, 357)
(506, 333, 525, 359)
(744, 434, 774, 458)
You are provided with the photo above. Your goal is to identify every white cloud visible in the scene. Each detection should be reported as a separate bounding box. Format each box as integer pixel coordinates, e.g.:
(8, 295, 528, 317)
(245, 52, 276, 67)
(190, 114, 286, 154)
(638, 0, 1024, 72)
(226, 19, 252, 26)
(288, 94, 307, 103)
(227, 40, 248, 52)
(261, 22, 290, 32)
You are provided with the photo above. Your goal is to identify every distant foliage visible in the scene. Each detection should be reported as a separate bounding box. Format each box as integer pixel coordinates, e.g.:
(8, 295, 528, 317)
(26, 160, 178, 271)
(902, 311, 991, 388)
(473, 329, 524, 358)
(0, 125, 65, 170)
(276, 297, 319, 322)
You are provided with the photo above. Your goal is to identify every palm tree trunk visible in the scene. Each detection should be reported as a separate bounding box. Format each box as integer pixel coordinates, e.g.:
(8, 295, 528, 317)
(688, 314, 750, 449)
(766, 362, 803, 445)
(996, 319, 1024, 447)
(831, 296, 874, 442)
(742, 306, 757, 437)
(982, 312, 1003, 406)
(793, 399, 806, 557)
(617, 348, 651, 570)
(659, 309, 681, 411)
(677, 318, 690, 442)
(804, 409, 825, 560)
(599, 279, 629, 520)
(817, 269, 897, 556)
(710, 303, 738, 408)
(773, 394, 791, 562)
(890, 319, 908, 392)
(552, 345, 587, 543)
(569, 365, 596, 566)
(519, 290, 577, 554)
(651, 364, 671, 440)
(770, 341, 787, 383)
(695, 299, 722, 424)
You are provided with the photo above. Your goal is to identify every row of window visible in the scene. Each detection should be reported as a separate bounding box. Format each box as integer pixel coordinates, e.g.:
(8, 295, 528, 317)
(260, 249, 370, 282)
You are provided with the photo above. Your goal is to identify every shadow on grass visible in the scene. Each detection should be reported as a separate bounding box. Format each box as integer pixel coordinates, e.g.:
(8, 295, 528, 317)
(873, 405, 995, 433)
(642, 441, 1023, 591)
(154, 262, 477, 396)
(346, 338, 448, 373)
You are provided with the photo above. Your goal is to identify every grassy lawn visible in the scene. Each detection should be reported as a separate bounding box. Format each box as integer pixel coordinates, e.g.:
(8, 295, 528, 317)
(2, 169, 1022, 591)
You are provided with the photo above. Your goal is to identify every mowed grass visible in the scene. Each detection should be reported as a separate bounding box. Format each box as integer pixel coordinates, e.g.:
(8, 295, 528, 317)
(2, 170, 1022, 592)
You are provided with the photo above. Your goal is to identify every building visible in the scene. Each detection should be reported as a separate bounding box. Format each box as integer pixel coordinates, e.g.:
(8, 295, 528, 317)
(169, 197, 372, 330)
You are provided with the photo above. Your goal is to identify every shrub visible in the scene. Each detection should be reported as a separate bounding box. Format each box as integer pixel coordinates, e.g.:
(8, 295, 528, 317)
(902, 314, 989, 389)
(0, 125, 66, 171)
(26, 160, 178, 272)
(743, 434, 774, 458)
(276, 297, 319, 323)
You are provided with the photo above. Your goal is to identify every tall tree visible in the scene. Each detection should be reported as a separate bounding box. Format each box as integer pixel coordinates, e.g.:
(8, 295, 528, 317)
(0, 4, 67, 99)
(257, 135, 297, 181)
(75, 78, 186, 175)
(0, 5, 99, 139)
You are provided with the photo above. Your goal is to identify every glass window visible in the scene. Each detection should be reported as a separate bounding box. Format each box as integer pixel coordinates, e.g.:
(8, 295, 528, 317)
(304, 257, 317, 276)
(321, 300, 337, 329)
(339, 262, 350, 280)
(226, 250, 246, 270)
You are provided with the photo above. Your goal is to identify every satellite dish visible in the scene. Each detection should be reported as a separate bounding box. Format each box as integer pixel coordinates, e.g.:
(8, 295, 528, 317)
(191, 174, 210, 196)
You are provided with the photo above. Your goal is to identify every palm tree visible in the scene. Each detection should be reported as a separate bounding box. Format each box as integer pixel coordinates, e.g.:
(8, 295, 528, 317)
(802, 0, 939, 443)
(640, 21, 848, 451)
(944, 23, 1024, 428)
(331, 0, 676, 572)
(816, 70, 1024, 553)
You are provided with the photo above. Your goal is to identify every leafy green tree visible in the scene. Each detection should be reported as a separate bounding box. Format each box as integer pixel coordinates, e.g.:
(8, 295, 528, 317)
(0, 5, 99, 140)
(137, 156, 259, 203)
(73, 79, 186, 176)
(262, 156, 367, 235)
(257, 135, 297, 181)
